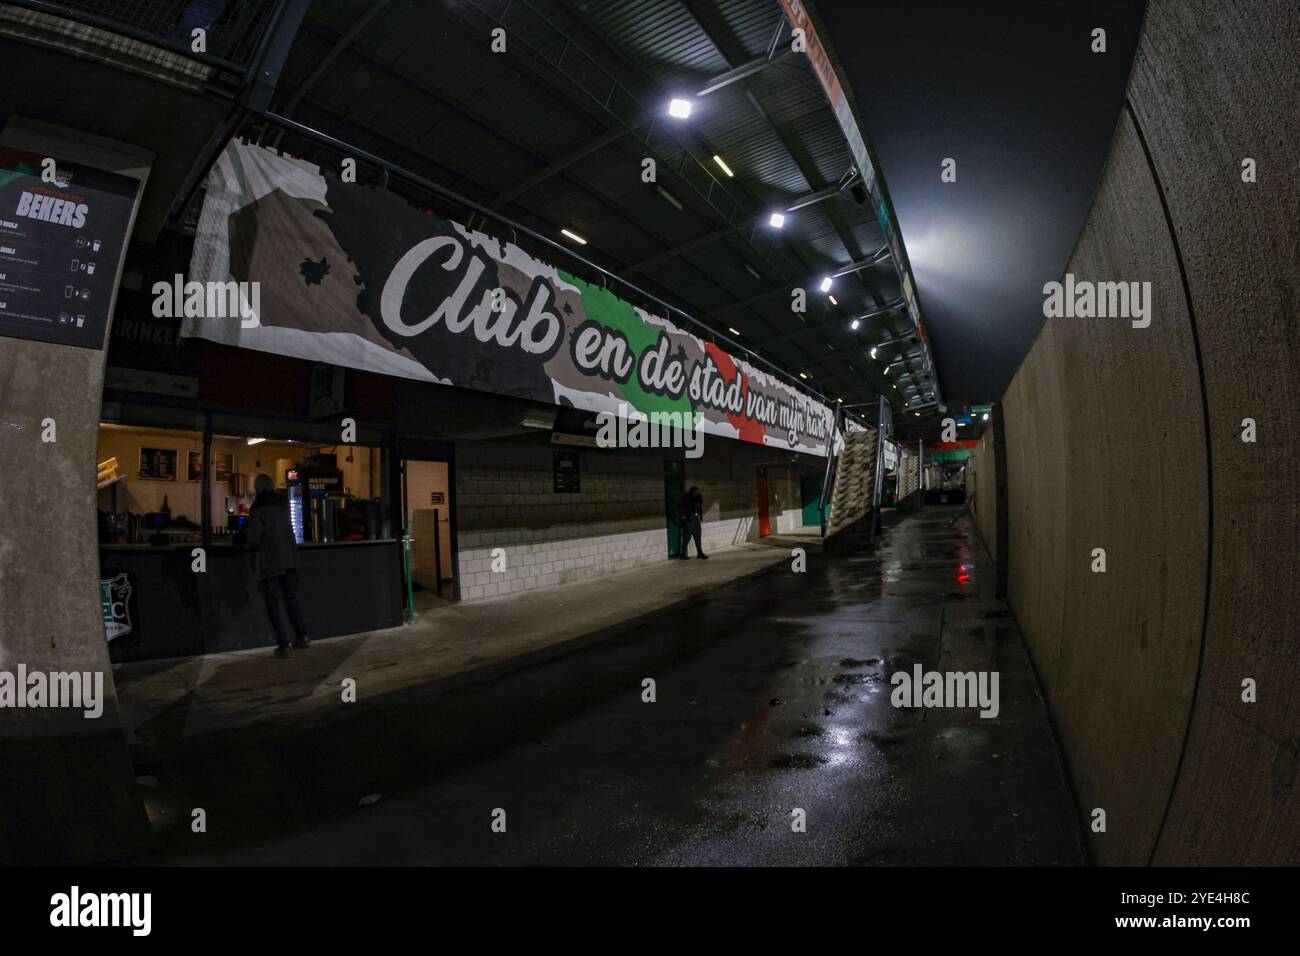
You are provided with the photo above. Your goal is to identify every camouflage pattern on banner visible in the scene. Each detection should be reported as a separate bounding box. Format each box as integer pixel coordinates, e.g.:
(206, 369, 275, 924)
(184, 141, 840, 456)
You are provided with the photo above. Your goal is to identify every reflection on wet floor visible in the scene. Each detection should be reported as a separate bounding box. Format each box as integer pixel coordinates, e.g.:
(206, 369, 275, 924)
(156, 506, 1085, 866)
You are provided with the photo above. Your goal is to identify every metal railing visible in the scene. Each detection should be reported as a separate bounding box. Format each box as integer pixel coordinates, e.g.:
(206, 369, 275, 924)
(818, 402, 845, 537)
(869, 394, 892, 540)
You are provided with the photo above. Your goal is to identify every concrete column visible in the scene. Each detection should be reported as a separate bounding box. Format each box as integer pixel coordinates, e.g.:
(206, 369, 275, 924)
(0, 118, 153, 863)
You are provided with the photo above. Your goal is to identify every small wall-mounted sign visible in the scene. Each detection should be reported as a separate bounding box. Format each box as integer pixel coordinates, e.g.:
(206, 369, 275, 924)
(138, 446, 178, 481)
(430, 491, 445, 505)
(553, 450, 580, 493)
(100, 570, 135, 641)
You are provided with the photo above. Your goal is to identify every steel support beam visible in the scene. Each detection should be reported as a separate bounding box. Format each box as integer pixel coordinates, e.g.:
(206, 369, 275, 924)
(696, 49, 796, 96)
(490, 125, 630, 209)
(282, 0, 386, 117)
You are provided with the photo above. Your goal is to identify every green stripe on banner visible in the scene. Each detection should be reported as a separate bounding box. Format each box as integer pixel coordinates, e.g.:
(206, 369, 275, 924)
(561, 269, 694, 417)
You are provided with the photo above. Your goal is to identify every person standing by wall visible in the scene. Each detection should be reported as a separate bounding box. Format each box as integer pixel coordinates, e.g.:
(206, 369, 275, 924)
(247, 473, 310, 656)
(677, 485, 708, 559)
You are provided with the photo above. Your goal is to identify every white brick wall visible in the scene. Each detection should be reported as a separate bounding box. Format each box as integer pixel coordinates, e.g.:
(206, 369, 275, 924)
(450, 442, 826, 602)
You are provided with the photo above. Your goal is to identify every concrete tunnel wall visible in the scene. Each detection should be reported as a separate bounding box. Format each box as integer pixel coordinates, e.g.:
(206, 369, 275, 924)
(988, 0, 1299, 865)
(968, 430, 997, 565)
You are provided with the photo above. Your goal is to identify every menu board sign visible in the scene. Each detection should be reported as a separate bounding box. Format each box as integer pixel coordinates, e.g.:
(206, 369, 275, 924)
(553, 451, 580, 494)
(185, 451, 234, 482)
(138, 447, 178, 481)
(0, 146, 139, 349)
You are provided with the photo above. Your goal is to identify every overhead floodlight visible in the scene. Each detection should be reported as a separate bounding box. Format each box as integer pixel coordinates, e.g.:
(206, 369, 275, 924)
(818, 276, 833, 293)
(668, 98, 693, 119)
(712, 154, 734, 177)
(560, 228, 587, 245)
(769, 212, 786, 229)
(850, 319, 860, 331)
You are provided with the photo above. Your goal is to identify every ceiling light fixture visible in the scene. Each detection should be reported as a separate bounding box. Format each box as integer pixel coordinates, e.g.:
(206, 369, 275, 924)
(818, 276, 833, 293)
(769, 212, 786, 229)
(656, 185, 683, 210)
(799, 372, 809, 380)
(712, 154, 734, 177)
(668, 98, 693, 119)
(828, 294, 838, 305)
(560, 228, 587, 245)
(870, 346, 878, 359)
(246, 437, 266, 445)
(728, 326, 741, 336)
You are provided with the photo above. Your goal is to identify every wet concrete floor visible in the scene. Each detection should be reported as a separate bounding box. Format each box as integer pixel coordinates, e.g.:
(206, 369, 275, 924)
(141, 507, 1086, 865)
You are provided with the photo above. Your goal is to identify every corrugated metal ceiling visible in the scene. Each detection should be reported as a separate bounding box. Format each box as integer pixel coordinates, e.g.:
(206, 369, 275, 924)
(264, 0, 929, 409)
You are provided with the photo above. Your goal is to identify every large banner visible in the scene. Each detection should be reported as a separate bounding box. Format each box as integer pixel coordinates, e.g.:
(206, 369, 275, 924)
(184, 141, 839, 456)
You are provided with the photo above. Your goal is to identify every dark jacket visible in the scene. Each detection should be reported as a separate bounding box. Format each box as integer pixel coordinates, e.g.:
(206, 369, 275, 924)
(246, 490, 298, 580)
(678, 491, 702, 522)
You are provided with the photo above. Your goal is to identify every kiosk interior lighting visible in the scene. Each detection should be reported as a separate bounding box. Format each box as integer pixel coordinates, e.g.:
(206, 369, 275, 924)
(819, 276, 833, 293)
(768, 212, 785, 229)
(712, 154, 734, 177)
(560, 228, 587, 245)
(668, 98, 693, 119)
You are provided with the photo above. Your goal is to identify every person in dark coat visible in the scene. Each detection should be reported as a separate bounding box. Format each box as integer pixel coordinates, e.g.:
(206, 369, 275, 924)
(247, 473, 309, 656)
(676, 486, 708, 559)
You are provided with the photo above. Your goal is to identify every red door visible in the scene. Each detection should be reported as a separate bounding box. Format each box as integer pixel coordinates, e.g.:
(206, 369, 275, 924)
(756, 468, 771, 537)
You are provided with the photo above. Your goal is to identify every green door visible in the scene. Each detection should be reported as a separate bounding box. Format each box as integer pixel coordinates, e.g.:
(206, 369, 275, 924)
(664, 464, 685, 557)
(800, 475, 823, 527)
